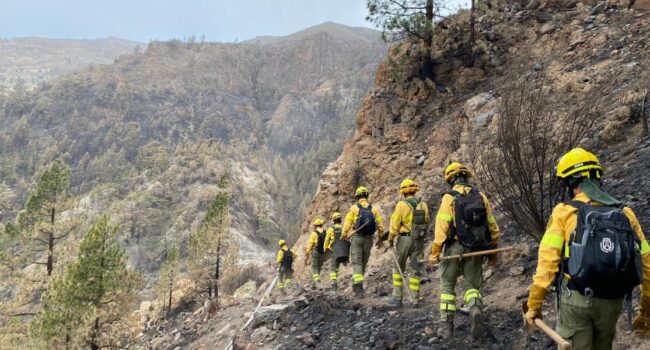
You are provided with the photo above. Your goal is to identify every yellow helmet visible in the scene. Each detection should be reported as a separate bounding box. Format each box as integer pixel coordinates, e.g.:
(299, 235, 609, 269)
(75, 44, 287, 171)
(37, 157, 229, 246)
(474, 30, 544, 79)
(556, 148, 603, 180)
(444, 162, 473, 183)
(331, 212, 342, 220)
(313, 218, 324, 226)
(399, 179, 419, 194)
(278, 239, 286, 247)
(355, 186, 369, 197)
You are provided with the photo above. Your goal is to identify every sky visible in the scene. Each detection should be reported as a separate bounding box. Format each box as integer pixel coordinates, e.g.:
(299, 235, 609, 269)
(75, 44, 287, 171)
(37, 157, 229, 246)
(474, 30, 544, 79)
(0, 0, 468, 43)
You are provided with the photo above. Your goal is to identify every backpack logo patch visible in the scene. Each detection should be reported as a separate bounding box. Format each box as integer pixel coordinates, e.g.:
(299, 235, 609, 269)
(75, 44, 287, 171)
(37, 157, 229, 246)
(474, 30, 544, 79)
(600, 237, 614, 253)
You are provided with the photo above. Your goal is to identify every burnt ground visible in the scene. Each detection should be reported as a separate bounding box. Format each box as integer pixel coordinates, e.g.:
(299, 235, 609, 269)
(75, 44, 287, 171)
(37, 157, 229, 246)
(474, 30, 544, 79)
(139, 139, 650, 350)
(245, 288, 536, 350)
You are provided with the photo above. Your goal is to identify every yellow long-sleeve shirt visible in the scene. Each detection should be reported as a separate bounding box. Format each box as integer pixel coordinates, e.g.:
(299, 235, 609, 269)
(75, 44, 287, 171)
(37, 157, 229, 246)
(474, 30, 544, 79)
(430, 184, 500, 260)
(342, 198, 384, 239)
(388, 195, 430, 241)
(306, 227, 325, 255)
(325, 223, 343, 250)
(276, 246, 297, 264)
(528, 192, 650, 311)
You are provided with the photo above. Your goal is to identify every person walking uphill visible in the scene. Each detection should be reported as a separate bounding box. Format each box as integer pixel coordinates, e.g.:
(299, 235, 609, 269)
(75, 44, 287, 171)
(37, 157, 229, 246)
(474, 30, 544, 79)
(385, 179, 430, 307)
(342, 186, 384, 296)
(305, 218, 327, 288)
(277, 240, 297, 292)
(325, 212, 344, 292)
(430, 162, 500, 339)
(525, 148, 650, 349)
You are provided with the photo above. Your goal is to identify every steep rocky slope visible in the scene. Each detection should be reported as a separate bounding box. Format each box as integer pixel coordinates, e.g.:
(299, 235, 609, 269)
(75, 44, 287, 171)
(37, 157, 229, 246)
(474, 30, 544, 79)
(0, 37, 140, 94)
(212, 4, 650, 350)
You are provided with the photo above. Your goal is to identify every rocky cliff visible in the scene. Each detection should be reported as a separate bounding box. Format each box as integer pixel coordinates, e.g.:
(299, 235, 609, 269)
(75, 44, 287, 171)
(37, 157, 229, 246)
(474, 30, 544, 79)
(271, 4, 650, 349)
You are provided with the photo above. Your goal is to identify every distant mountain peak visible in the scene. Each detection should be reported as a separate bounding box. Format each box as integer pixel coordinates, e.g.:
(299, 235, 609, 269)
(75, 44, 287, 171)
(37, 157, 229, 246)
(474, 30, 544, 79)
(244, 21, 381, 45)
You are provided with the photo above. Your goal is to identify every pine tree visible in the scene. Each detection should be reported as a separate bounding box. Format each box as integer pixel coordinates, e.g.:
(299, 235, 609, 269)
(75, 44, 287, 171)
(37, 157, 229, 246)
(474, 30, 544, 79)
(157, 244, 179, 316)
(366, 0, 437, 78)
(15, 159, 72, 276)
(188, 184, 238, 304)
(32, 215, 140, 349)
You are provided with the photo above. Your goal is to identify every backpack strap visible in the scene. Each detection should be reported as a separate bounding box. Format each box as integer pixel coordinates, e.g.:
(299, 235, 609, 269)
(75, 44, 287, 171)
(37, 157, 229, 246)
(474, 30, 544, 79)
(356, 203, 372, 210)
(445, 190, 461, 198)
(403, 198, 420, 210)
(564, 201, 587, 209)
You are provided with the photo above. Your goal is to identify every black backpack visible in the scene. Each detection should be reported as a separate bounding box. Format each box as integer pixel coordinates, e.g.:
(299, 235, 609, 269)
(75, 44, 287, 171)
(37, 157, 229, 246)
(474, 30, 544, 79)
(332, 225, 343, 241)
(315, 229, 327, 254)
(281, 249, 294, 268)
(448, 188, 491, 249)
(404, 198, 427, 239)
(355, 204, 377, 236)
(563, 201, 642, 299)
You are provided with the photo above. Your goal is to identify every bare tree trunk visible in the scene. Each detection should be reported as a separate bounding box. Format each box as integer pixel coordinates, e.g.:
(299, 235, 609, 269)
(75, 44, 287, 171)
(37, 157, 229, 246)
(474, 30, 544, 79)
(422, 0, 434, 79)
(90, 318, 100, 350)
(167, 268, 174, 315)
(468, 0, 476, 66)
(643, 90, 649, 137)
(47, 207, 55, 276)
(214, 240, 220, 302)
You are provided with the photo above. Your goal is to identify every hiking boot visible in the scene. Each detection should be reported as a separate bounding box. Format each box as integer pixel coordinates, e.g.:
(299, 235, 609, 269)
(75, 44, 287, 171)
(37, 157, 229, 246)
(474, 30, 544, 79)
(469, 305, 484, 340)
(388, 298, 402, 308)
(437, 321, 454, 339)
(331, 283, 338, 292)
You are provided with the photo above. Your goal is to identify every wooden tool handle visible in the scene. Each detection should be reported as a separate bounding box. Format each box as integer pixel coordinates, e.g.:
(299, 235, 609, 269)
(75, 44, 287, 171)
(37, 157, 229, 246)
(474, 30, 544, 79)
(441, 246, 514, 260)
(534, 319, 571, 350)
(418, 246, 515, 264)
(346, 222, 369, 239)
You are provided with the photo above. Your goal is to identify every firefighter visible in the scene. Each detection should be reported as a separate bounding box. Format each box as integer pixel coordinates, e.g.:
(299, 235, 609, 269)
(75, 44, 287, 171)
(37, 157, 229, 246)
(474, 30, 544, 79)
(430, 163, 500, 339)
(342, 186, 384, 296)
(305, 218, 327, 288)
(276, 240, 297, 291)
(386, 179, 430, 307)
(325, 212, 344, 291)
(525, 148, 650, 349)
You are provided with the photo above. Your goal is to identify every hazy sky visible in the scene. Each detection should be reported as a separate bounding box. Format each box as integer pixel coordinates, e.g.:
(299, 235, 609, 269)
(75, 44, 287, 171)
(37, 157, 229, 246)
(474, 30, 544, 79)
(1, 0, 469, 43)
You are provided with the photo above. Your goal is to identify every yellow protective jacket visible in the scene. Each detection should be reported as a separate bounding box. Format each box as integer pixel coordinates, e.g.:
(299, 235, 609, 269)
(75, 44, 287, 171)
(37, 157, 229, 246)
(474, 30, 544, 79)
(430, 184, 500, 260)
(306, 227, 325, 255)
(325, 224, 343, 250)
(528, 192, 650, 312)
(388, 195, 431, 241)
(342, 198, 384, 239)
(277, 246, 297, 264)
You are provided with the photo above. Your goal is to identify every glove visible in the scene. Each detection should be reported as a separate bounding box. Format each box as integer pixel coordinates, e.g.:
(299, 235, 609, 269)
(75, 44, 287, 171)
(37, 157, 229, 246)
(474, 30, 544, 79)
(382, 239, 394, 253)
(525, 285, 548, 331)
(430, 243, 442, 264)
(375, 231, 389, 248)
(524, 308, 542, 331)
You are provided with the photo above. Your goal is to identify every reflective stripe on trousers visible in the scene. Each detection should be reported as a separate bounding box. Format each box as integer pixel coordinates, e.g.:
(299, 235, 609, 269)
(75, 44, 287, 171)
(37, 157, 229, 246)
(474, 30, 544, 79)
(409, 277, 420, 292)
(440, 293, 456, 321)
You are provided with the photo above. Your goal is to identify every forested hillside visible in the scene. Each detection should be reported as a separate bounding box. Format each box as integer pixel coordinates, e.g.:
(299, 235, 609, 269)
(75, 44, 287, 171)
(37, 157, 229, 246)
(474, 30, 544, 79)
(0, 21, 385, 292)
(0, 37, 140, 94)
